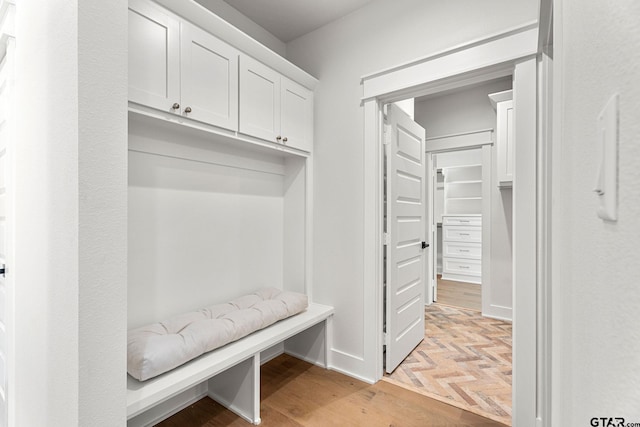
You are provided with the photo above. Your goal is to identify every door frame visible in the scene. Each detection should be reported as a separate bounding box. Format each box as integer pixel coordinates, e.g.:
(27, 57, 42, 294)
(426, 141, 493, 309)
(360, 23, 542, 425)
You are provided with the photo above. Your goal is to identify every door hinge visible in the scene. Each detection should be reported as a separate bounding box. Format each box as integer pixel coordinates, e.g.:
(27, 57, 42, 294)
(383, 232, 390, 245)
(383, 124, 392, 145)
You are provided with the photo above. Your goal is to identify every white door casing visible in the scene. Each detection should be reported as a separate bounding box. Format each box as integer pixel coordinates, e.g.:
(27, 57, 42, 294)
(0, 35, 15, 427)
(385, 104, 426, 374)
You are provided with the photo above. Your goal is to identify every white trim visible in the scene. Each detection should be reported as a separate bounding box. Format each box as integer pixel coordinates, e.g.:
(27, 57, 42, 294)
(361, 22, 542, 427)
(511, 57, 538, 426)
(362, 24, 538, 101)
(362, 98, 384, 383)
(426, 129, 494, 152)
(361, 21, 538, 82)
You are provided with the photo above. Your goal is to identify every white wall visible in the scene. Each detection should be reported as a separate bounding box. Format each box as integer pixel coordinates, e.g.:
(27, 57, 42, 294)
(194, 0, 287, 56)
(416, 79, 514, 320)
(128, 119, 286, 328)
(554, 0, 640, 423)
(14, 0, 127, 425)
(286, 0, 538, 380)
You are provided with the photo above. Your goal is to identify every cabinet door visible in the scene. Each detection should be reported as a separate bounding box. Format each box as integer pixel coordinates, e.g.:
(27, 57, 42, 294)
(128, 0, 180, 112)
(239, 55, 281, 143)
(497, 100, 514, 187)
(181, 23, 238, 131)
(281, 77, 313, 152)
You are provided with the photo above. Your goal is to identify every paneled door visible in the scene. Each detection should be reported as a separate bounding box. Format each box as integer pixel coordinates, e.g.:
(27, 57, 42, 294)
(385, 104, 427, 373)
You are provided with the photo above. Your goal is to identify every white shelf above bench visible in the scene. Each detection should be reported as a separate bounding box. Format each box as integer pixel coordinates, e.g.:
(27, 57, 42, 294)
(127, 303, 334, 424)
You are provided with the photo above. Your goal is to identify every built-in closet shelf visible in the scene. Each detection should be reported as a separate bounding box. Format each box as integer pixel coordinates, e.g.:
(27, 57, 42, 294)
(128, 107, 309, 161)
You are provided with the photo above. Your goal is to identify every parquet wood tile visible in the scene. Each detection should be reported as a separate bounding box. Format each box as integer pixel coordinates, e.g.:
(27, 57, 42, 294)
(384, 304, 512, 426)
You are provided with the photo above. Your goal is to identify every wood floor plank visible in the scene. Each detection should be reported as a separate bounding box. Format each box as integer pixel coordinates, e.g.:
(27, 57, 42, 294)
(436, 276, 482, 311)
(158, 354, 507, 427)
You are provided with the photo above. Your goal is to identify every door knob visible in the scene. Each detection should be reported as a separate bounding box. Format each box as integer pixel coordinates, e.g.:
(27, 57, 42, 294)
(172, 103, 180, 110)
(421, 241, 429, 249)
(184, 106, 192, 113)
(276, 136, 282, 142)
(282, 137, 288, 143)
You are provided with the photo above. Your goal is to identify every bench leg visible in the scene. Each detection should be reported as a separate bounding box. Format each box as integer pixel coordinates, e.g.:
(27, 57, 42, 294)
(207, 354, 261, 425)
(284, 319, 329, 368)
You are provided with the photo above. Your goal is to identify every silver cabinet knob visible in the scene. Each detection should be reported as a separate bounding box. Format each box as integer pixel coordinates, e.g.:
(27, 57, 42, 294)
(184, 106, 192, 113)
(276, 136, 282, 141)
(282, 137, 288, 143)
(172, 102, 180, 110)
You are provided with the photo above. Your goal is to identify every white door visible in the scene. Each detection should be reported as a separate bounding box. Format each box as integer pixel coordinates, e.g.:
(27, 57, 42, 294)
(181, 22, 238, 130)
(128, 0, 180, 112)
(385, 104, 427, 373)
(0, 37, 15, 427)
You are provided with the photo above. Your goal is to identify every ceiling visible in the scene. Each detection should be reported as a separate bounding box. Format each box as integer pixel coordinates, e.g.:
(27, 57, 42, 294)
(223, 0, 375, 43)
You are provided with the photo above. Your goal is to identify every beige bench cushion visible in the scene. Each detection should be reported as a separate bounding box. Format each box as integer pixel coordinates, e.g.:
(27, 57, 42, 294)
(127, 288, 308, 381)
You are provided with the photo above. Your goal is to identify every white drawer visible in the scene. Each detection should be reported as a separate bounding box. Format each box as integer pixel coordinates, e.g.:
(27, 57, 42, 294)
(442, 226, 482, 243)
(442, 215, 482, 227)
(443, 258, 481, 276)
(443, 241, 481, 260)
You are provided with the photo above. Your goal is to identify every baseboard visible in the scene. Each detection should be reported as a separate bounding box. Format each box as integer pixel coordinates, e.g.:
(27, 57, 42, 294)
(329, 348, 375, 384)
(482, 304, 513, 322)
(284, 349, 326, 368)
(127, 383, 208, 427)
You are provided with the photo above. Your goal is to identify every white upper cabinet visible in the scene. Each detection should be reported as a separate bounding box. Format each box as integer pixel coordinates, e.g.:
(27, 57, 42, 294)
(239, 56, 281, 142)
(240, 55, 313, 153)
(128, 0, 239, 131)
(128, 0, 180, 112)
(281, 78, 313, 153)
(489, 90, 514, 188)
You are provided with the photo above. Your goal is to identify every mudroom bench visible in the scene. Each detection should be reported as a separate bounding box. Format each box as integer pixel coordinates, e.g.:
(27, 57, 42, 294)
(127, 302, 334, 426)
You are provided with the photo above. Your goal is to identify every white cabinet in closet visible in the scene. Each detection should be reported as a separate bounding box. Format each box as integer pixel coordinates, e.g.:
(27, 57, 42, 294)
(128, 0, 239, 131)
(441, 215, 482, 284)
(489, 89, 514, 187)
(239, 55, 313, 153)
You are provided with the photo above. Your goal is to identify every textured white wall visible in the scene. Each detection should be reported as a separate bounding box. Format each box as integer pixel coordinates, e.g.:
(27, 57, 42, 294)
(14, 0, 127, 425)
(556, 0, 640, 423)
(286, 0, 538, 380)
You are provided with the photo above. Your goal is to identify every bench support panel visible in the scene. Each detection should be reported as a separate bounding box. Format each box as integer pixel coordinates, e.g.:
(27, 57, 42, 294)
(284, 320, 328, 368)
(208, 354, 261, 425)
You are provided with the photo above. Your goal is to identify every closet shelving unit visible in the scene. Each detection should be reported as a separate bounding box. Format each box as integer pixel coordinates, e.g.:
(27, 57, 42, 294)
(441, 164, 483, 284)
(442, 164, 482, 215)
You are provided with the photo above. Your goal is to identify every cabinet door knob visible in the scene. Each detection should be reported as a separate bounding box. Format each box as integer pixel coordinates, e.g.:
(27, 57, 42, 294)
(172, 103, 180, 110)
(276, 136, 282, 141)
(282, 137, 288, 143)
(184, 106, 192, 113)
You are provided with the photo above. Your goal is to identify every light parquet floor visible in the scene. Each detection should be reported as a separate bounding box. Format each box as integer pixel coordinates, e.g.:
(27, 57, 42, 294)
(384, 304, 513, 426)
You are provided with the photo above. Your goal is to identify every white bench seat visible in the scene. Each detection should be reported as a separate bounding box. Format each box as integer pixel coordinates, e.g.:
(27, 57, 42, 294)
(127, 302, 334, 425)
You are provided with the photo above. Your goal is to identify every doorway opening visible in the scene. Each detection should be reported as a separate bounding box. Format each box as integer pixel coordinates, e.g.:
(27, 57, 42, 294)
(381, 76, 516, 425)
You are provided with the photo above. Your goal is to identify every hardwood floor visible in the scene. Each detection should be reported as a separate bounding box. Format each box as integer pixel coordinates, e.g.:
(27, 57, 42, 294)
(436, 275, 482, 311)
(158, 354, 508, 427)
